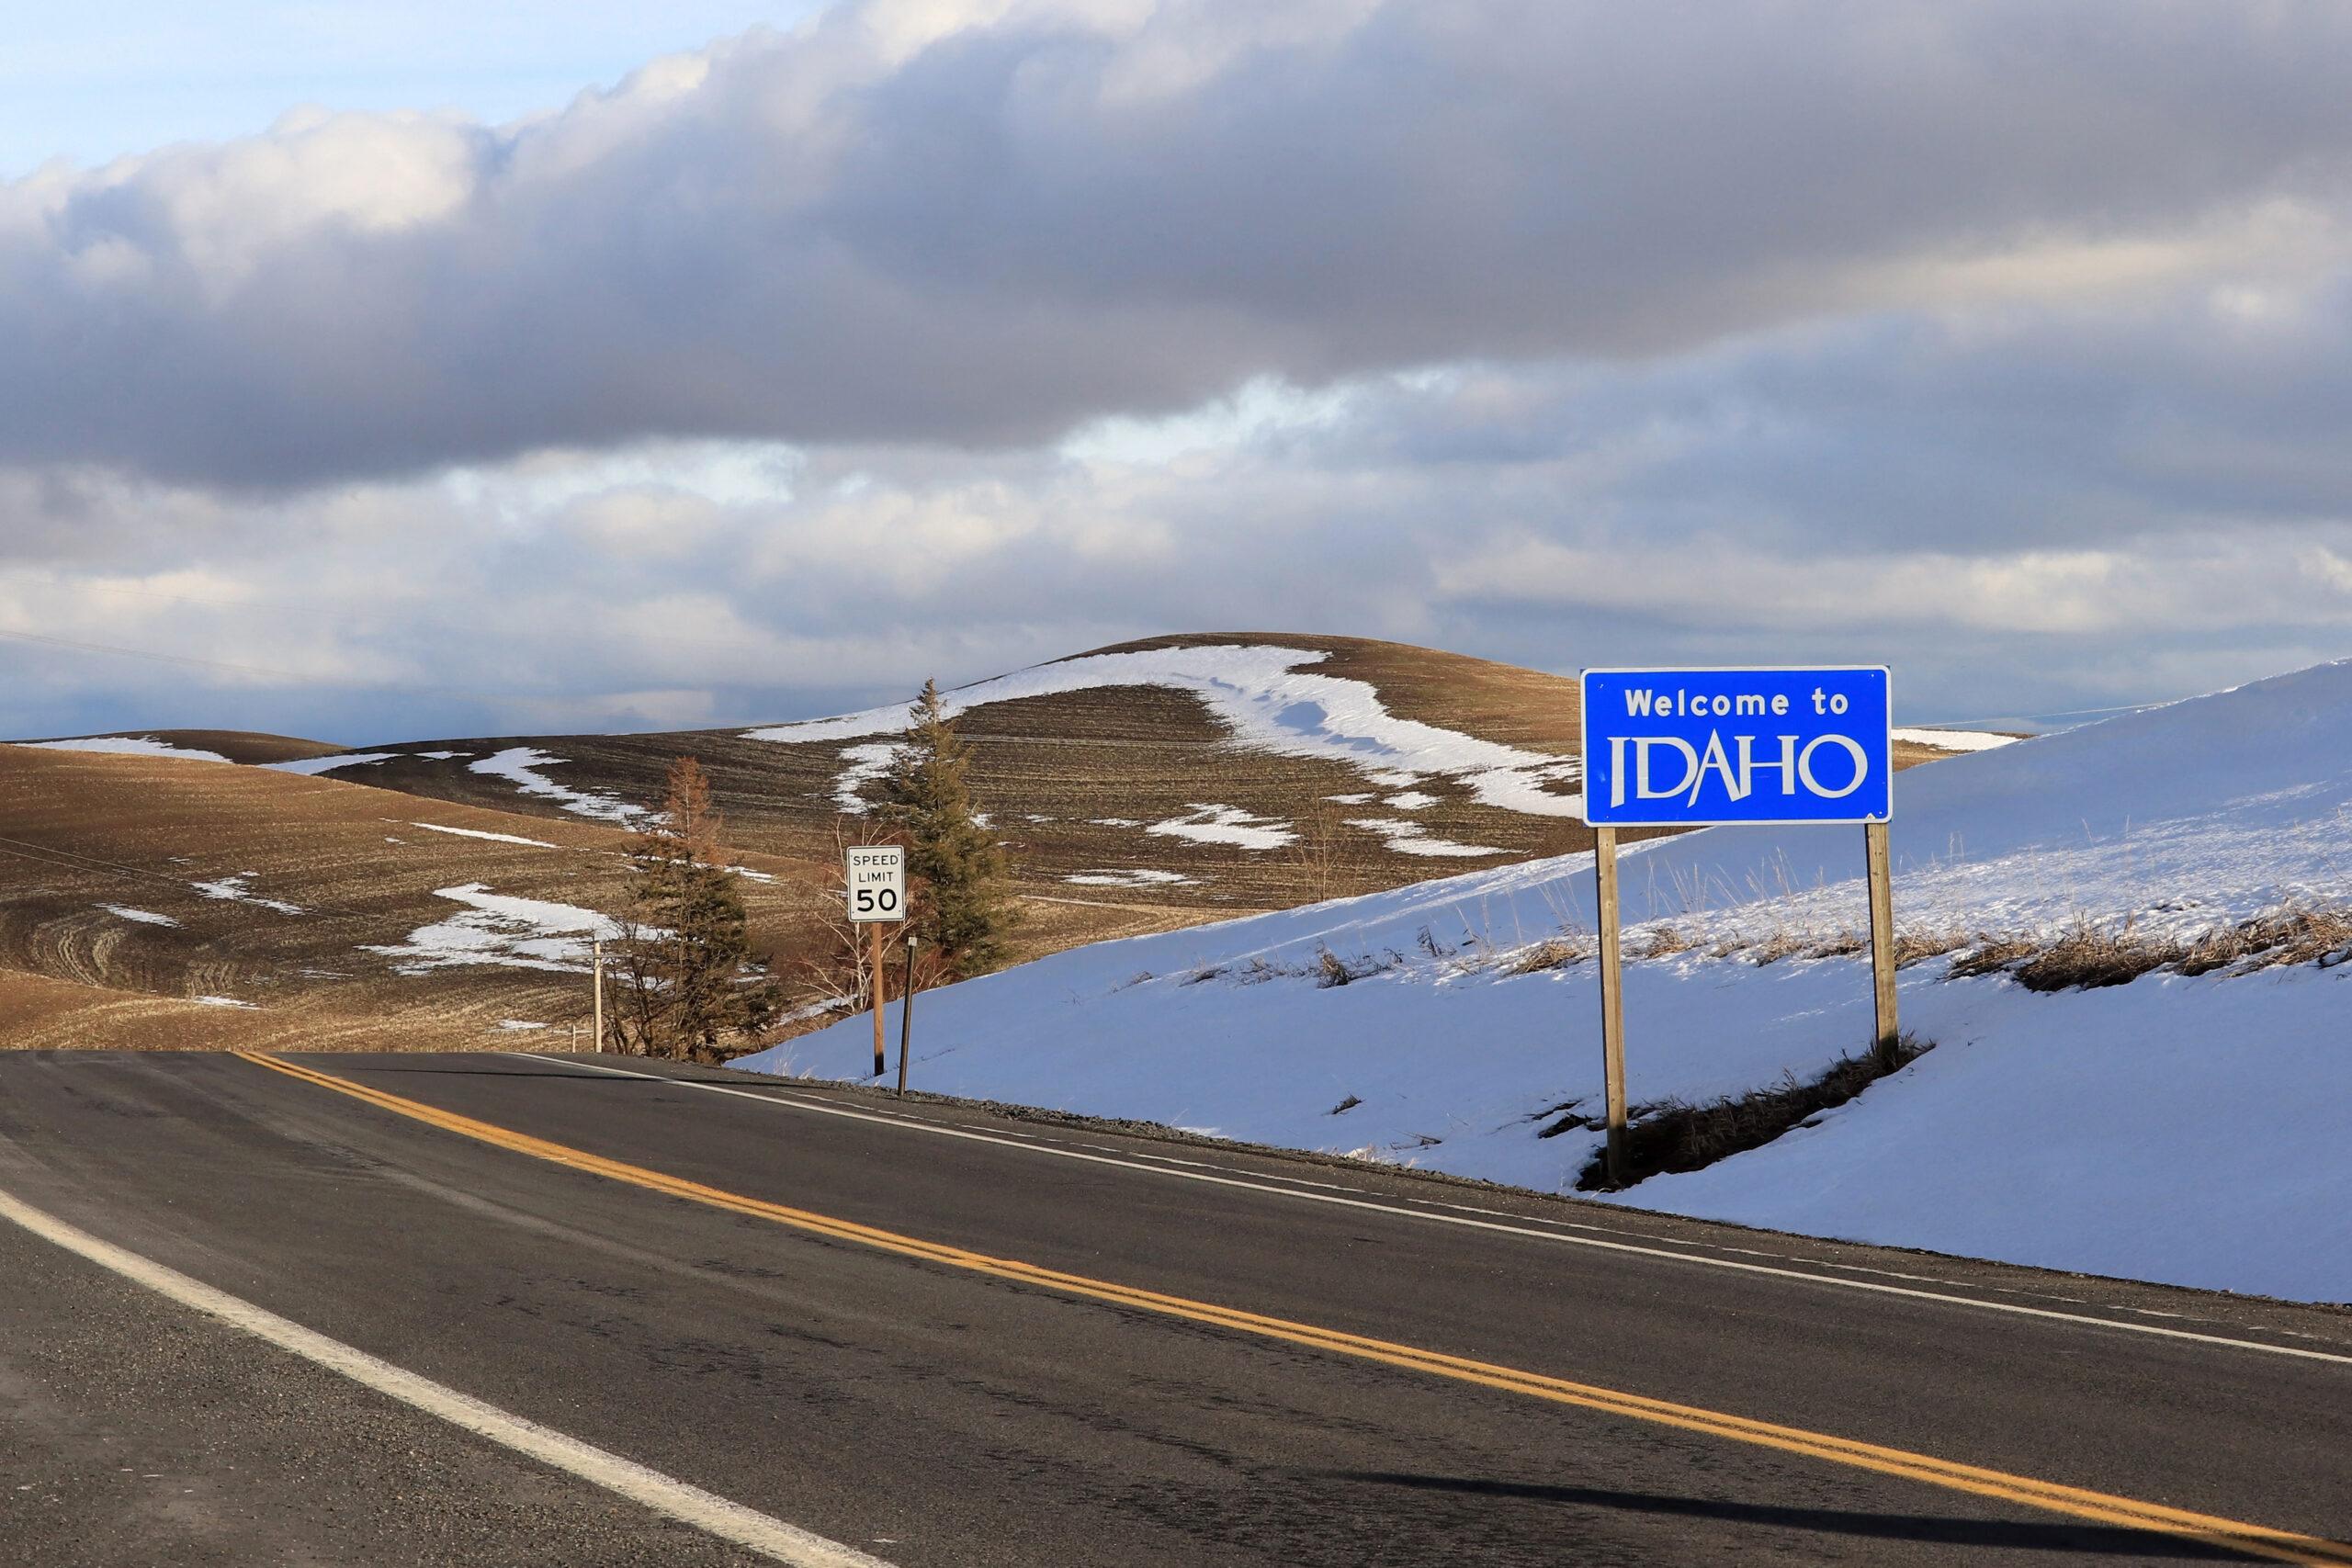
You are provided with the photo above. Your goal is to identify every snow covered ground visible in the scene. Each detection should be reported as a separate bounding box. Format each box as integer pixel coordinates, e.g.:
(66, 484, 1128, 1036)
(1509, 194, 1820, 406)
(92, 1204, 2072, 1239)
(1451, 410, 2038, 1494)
(740, 658, 2352, 1303)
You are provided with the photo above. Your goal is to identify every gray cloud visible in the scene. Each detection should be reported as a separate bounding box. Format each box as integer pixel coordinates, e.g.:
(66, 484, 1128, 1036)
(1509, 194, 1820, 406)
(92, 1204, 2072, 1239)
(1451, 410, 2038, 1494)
(5, 0, 2351, 743)
(6, 0, 2352, 487)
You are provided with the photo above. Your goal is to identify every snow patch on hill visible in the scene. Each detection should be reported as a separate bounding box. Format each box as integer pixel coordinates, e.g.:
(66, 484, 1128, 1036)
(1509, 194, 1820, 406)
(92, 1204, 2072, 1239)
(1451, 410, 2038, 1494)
(364, 883, 626, 974)
(266, 749, 473, 775)
(267, 751, 401, 774)
(1148, 804, 1296, 849)
(744, 645, 1585, 820)
(21, 736, 232, 762)
(96, 904, 180, 927)
(469, 748, 645, 824)
(1892, 727, 2017, 753)
(192, 873, 303, 916)
(740, 657, 2352, 1302)
(408, 820, 559, 848)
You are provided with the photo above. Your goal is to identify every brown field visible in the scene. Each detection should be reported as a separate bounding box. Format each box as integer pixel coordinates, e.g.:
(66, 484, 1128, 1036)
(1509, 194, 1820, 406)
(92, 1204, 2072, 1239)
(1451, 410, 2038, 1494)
(3, 635, 1986, 1051)
(0, 748, 827, 1051)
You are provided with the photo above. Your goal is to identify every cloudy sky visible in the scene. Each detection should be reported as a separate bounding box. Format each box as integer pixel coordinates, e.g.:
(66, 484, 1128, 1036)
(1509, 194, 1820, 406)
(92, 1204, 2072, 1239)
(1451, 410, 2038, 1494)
(5, 0, 2349, 743)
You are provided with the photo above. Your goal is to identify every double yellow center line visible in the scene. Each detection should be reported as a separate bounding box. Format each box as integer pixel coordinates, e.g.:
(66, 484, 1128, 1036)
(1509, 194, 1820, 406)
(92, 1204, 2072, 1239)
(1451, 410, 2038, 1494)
(234, 1051, 2352, 1566)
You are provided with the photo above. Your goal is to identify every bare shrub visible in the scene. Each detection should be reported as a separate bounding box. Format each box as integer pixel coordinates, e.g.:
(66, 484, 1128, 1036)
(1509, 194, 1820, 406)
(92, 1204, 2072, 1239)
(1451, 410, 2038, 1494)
(1315, 945, 1404, 987)
(1286, 806, 1355, 905)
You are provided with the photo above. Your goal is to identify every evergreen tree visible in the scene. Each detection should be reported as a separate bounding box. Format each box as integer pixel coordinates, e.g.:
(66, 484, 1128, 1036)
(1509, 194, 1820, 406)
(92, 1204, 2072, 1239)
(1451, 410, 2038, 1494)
(877, 680, 1014, 977)
(612, 757, 782, 1062)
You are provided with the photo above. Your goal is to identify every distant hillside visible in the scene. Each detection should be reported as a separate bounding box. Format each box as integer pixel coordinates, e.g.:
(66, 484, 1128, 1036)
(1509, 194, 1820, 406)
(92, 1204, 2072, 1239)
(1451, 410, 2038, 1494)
(0, 637, 2005, 1051)
(15, 729, 345, 765)
(0, 746, 826, 1050)
(226, 634, 1999, 916)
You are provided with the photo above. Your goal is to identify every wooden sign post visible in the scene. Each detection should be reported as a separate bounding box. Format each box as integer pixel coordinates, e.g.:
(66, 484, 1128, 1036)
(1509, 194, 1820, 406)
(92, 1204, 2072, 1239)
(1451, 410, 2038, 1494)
(1593, 826, 1628, 1189)
(1865, 819, 1898, 1066)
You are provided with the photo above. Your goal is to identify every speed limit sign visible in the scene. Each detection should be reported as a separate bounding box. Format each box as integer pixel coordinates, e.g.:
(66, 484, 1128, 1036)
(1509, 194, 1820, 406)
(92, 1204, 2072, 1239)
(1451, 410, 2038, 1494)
(845, 844, 906, 923)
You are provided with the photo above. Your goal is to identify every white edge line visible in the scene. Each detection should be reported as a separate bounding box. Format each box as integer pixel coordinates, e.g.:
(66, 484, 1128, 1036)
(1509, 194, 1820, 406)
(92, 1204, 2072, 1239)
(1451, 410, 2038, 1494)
(0, 1183, 895, 1568)
(503, 1053, 2352, 1371)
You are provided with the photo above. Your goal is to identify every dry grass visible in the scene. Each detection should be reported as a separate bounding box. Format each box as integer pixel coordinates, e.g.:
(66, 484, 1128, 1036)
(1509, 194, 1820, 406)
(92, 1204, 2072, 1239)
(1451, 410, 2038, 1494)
(1631, 924, 1694, 960)
(1577, 1032, 1934, 1190)
(2010, 919, 2181, 992)
(1938, 903, 2352, 991)
(1891, 927, 1973, 966)
(1947, 933, 2041, 978)
(2181, 905, 2352, 974)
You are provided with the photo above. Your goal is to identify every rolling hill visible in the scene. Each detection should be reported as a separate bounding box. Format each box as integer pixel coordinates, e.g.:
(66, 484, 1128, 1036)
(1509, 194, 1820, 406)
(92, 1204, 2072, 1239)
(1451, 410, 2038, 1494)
(223, 635, 1996, 911)
(1, 635, 2004, 1052)
(0, 745, 823, 1050)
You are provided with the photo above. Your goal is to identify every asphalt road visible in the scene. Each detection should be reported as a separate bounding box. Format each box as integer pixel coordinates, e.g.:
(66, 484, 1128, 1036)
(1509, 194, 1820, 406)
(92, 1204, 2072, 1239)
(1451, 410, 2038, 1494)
(0, 1050, 2346, 1567)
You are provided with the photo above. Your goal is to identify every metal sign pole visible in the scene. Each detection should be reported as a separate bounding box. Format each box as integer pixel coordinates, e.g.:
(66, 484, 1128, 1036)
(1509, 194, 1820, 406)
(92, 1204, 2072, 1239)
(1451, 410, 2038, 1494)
(870, 921, 888, 1078)
(1594, 825, 1628, 1189)
(897, 936, 918, 1096)
(1865, 819, 1898, 1066)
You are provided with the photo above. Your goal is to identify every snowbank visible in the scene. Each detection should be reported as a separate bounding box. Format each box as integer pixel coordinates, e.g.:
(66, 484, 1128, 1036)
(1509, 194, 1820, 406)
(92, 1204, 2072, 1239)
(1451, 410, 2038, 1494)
(739, 657, 2352, 1302)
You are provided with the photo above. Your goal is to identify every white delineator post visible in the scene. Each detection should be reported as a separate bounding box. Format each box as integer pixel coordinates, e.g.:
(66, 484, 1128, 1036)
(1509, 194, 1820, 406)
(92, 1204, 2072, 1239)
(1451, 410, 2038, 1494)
(592, 938, 605, 1055)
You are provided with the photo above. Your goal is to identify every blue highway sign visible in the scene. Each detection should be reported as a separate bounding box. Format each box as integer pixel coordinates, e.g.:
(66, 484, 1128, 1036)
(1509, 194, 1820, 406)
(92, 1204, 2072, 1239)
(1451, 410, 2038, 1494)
(1580, 667, 1892, 827)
